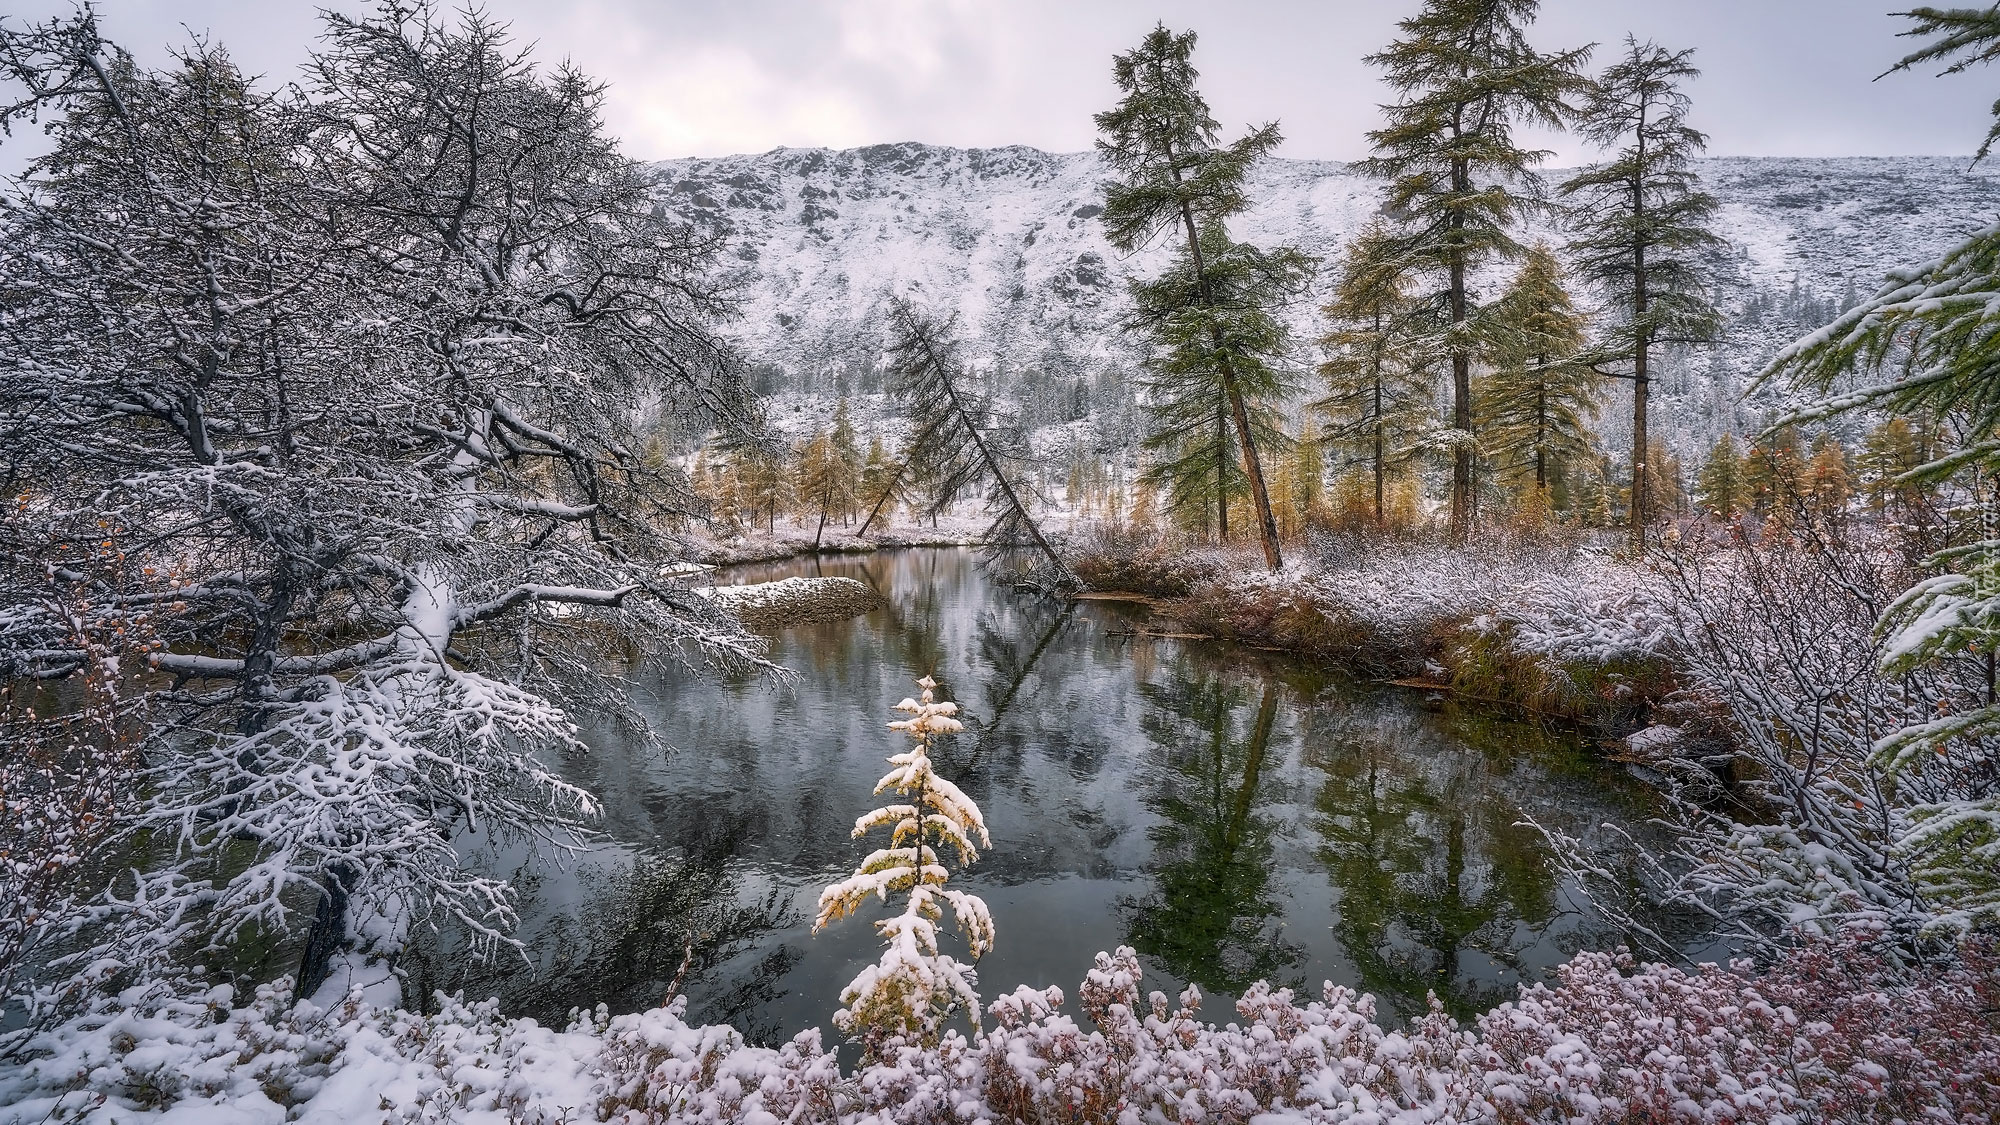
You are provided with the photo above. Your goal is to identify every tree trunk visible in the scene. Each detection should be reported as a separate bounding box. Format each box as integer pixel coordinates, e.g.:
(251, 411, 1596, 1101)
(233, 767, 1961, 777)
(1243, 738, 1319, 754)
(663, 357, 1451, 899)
(296, 859, 357, 999)
(1173, 198, 1282, 570)
(1534, 363, 1548, 491)
(1447, 157, 1473, 542)
(1216, 405, 1229, 543)
(1629, 107, 1652, 554)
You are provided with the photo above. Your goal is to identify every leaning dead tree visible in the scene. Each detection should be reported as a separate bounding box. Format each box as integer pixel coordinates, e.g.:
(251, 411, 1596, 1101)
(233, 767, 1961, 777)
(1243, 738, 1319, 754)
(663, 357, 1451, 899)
(860, 298, 1072, 582)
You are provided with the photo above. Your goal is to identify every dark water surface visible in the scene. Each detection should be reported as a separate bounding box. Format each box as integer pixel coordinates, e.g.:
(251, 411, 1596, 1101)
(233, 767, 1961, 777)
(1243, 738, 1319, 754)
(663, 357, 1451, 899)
(406, 547, 1672, 1041)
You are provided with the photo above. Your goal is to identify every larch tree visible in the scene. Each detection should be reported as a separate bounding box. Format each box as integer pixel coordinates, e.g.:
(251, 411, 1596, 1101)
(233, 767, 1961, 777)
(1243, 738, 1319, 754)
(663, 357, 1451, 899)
(1363, 0, 1588, 539)
(1314, 225, 1437, 527)
(1744, 425, 1808, 516)
(738, 446, 794, 532)
(1561, 37, 1724, 551)
(1479, 244, 1598, 506)
(856, 434, 907, 536)
(879, 298, 1068, 577)
(830, 398, 865, 524)
(1695, 433, 1748, 519)
(1096, 24, 1307, 571)
(795, 431, 855, 548)
(815, 676, 993, 1052)
(1132, 224, 1306, 544)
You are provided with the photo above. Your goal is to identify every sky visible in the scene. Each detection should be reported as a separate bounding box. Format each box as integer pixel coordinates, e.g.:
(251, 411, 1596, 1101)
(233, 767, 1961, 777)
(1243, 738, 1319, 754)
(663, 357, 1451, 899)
(2, 0, 1990, 167)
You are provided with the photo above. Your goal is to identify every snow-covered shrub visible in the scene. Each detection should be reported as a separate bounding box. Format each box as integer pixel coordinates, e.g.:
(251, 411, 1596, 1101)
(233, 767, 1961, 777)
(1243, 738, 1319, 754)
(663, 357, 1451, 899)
(815, 677, 994, 1051)
(12, 935, 1994, 1124)
(1067, 517, 1224, 597)
(1630, 518, 1990, 947)
(0, 557, 151, 1044)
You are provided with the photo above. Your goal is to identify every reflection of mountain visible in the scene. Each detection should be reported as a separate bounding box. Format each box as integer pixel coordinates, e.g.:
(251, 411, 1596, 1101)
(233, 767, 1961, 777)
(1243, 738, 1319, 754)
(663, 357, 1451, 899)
(1124, 673, 1305, 994)
(1308, 703, 1558, 1017)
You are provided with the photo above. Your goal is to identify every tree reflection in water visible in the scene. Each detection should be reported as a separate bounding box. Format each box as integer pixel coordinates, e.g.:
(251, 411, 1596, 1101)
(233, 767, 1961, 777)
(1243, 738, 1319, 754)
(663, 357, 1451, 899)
(403, 811, 793, 1035)
(1307, 700, 1562, 1018)
(1123, 669, 1306, 994)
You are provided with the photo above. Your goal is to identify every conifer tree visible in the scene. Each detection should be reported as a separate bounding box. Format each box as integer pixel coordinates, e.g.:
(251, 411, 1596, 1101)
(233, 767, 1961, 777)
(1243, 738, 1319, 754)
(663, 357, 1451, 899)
(737, 447, 793, 532)
(1314, 226, 1435, 528)
(816, 676, 992, 1048)
(879, 299, 1067, 575)
(1806, 433, 1853, 515)
(1858, 416, 1941, 520)
(1479, 245, 1597, 501)
(857, 435, 904, 535)
(1645, 437, 1685, 520)
(1562, 38, 1724, 550)
(1363, 0, 1587, 539)
(795, 431, 855, 548)
(830, 398, 864, 524)
(1694, 432, 1747, 519)
(1287, 419, 1327, 534)
(1097, 24, 1307, 571)
(1744, 425, 1808, 516)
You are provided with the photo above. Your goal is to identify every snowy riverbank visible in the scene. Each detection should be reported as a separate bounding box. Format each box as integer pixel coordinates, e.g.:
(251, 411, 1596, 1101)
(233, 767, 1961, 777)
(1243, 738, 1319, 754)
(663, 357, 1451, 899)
(698, 575, 885, 626)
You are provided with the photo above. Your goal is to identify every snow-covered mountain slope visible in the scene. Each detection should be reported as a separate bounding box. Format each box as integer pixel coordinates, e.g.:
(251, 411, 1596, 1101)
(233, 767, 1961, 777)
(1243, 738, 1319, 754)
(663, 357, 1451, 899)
(653, 143, 2000, 448)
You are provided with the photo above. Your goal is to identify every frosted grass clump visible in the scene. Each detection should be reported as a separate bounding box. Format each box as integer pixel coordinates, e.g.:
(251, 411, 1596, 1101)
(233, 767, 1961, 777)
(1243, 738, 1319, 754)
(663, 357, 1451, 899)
(814, 676, 994, 1046)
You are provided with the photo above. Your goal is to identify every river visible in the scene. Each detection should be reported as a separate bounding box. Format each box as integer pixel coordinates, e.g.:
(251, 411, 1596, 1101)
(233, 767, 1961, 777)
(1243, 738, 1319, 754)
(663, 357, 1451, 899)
(403, 547, 1678, 1044)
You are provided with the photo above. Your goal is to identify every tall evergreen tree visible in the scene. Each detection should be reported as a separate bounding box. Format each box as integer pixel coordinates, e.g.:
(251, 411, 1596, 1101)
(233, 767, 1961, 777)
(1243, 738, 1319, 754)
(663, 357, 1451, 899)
(1363, 0, 1587, 539)
(1694, 432, 1747, 519)
(1479, 245, 1597, 501)
(829, 398, 864, 524)
(1097, 24, 1307, 571)
(1314, 226, 1435, 527)
(1134, 224, 1305, 543)
(1562, 37, 1723, 550)
(795, 431, 855, 548)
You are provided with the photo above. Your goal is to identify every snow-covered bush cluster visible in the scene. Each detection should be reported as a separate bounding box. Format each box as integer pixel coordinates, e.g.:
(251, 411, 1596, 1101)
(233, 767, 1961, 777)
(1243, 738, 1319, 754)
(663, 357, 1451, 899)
(1, 936, 1992, 1124)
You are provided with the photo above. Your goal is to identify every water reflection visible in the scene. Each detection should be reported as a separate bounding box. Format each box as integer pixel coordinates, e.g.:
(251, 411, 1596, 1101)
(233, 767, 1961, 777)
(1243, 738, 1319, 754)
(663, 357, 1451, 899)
(1308, 702, 1564, 1016)
(400, 548, 1686, 1036)
(1123, 677, 1305, 994)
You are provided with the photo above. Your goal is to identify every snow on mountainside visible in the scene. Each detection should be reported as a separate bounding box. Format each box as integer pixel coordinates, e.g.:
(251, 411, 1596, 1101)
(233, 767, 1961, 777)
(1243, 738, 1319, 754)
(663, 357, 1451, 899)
(652, 143, 2000, 450)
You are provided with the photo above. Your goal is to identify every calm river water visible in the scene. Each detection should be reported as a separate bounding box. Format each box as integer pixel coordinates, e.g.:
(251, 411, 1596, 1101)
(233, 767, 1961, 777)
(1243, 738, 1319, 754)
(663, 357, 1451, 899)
(405, 547, 1674, 1042)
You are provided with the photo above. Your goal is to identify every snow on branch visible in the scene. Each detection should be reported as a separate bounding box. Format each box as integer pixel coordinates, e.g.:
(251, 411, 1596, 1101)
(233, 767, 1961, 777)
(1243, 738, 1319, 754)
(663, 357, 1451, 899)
(815, 675, 994, 1050)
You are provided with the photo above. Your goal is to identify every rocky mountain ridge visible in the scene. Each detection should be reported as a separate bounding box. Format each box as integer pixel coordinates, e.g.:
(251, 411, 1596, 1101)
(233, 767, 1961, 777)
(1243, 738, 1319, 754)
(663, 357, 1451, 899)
(652, 142, 2000, 450)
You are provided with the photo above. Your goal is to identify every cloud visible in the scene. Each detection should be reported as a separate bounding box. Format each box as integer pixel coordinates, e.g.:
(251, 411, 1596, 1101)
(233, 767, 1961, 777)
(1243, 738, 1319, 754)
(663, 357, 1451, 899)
(0, 0, 1990, 168)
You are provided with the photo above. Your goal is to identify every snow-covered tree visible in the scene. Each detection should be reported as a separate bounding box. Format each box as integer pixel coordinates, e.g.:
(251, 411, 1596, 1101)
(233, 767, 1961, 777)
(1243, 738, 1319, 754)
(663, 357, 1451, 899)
(1363, 0, 1588, 539)
(814, 676, 993, 1050)
(1096, 24, 1305, 571)
(1562, 37, 1724, 551)
(1752, 8, 2000, 935)
(0, 5, 769, 1004)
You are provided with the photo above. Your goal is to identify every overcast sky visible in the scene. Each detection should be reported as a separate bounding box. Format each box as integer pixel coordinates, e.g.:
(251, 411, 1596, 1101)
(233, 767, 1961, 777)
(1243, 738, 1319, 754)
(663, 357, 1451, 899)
(3, 1, 1990, 167)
